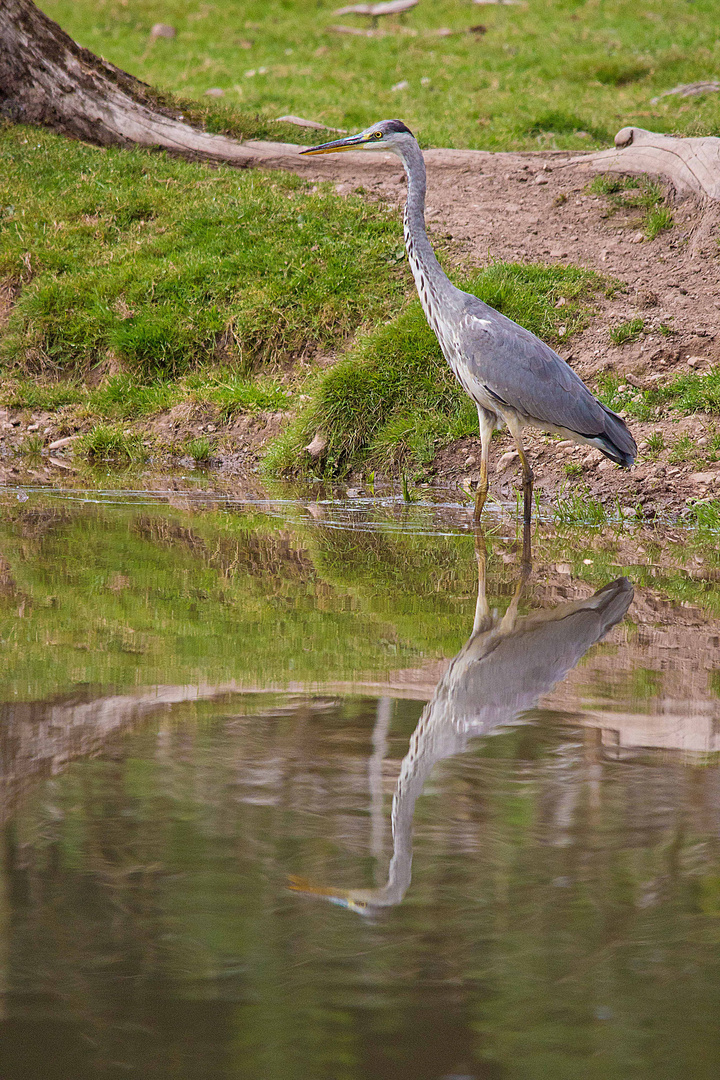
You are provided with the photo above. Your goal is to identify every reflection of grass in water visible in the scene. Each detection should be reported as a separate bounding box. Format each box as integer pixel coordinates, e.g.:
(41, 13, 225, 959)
(0, 500, 480, 700)
(2, 494, 720, 704)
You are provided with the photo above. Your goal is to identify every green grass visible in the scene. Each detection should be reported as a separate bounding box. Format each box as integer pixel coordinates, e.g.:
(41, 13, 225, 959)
(266, 261, 605, 476)
(17, 433, 44, 458)
(184, 371, 291, 417)
(609, 317, 645, 345)
(644, 431, 665, 458)
(552, 486, 611, 527)
(88, 375, 180, 418)
(590, 174, 673, 239)
(669, 434, 694, 464)
(0, 379, 86, 410)
(0, 123, 405, 379)
(39, 0, 720, 152)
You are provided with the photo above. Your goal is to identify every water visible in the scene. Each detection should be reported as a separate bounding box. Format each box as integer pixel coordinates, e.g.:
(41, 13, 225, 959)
(1, 487, 720, 1079)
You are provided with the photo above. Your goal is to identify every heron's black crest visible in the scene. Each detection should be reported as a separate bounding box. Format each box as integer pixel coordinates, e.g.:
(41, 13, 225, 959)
(381, 119, 413, 136)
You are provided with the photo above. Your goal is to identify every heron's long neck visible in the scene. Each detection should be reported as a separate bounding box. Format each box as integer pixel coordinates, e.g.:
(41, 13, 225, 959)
(400, 140, 456, 308)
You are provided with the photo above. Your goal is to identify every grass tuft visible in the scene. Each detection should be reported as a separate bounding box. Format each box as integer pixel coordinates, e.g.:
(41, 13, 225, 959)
(552, 485, 608, 526)
(185, 436, 213, 463)
(77, 424, 148, 464)
(610, 317, 645, 345)
(590, 174, 673, 240)
(185, 372, 290, 418)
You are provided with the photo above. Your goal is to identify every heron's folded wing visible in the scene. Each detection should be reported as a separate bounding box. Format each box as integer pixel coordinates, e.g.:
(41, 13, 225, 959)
(458, 302, 608, 436)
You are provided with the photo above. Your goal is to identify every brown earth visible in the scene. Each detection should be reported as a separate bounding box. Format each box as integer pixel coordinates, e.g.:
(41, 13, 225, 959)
(2, 143, 720, 516)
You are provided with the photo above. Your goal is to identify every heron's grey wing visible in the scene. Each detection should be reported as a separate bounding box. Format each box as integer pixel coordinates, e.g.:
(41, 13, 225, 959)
(457, 296, 608, 437)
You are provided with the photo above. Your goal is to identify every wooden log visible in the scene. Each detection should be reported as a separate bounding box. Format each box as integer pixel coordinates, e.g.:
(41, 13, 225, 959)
(568, 126, 720, 201)
(0, 0, 273, 165)
(334, 0, 418, 16)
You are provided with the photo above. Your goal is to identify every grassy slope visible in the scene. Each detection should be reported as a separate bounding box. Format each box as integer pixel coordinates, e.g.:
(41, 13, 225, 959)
(41, 0, 720, 152)
(0, 124, 404, 377)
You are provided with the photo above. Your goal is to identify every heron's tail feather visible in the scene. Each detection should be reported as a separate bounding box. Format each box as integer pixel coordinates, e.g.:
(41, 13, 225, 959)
(586, 403, 637, 468)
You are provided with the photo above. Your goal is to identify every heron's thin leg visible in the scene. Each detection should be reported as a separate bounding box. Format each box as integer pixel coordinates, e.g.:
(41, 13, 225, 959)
(504, 416, 534, 566)
(473, 407, 496, 523)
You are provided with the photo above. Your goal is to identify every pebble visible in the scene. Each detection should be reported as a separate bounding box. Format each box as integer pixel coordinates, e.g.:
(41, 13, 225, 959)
(496, 450, 519, 471)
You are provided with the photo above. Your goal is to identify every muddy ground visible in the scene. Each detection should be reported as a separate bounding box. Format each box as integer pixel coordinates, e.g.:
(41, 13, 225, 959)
(2, 143, 720, 516)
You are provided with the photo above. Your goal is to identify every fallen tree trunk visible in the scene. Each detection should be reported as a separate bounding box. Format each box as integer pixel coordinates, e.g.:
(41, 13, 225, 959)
(568, 126, 720, 202)
(0, 0, 284, 165)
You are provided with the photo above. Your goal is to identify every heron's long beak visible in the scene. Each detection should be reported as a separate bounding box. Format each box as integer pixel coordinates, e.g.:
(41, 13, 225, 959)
(300, 132, 371, 155)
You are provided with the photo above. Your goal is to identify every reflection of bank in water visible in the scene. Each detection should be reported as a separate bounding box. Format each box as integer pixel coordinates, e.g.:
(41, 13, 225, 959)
(290, 564, 634, 914)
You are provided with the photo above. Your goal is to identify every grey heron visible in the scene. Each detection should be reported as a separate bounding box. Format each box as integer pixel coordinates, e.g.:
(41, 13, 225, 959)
(301, 120, 636, 527)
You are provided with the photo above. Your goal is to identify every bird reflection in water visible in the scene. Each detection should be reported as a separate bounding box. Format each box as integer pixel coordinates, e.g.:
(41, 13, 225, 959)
(289, 531, 633, 915)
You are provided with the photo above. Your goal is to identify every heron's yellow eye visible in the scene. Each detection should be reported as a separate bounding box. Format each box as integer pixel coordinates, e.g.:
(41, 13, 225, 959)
(373, 131, 383, 140)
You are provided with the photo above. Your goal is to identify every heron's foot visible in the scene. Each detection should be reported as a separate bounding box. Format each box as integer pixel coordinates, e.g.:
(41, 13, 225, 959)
(473, 484, 489, 523)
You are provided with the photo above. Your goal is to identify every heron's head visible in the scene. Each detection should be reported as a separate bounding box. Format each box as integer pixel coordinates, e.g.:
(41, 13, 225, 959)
(287, 875, 377, 917)
(300, 119, 415, 157)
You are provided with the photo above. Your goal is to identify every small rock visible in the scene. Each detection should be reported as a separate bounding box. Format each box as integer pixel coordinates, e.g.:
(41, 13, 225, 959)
(549, 247, 567, 258)
(463, 454, 477, 468)
(629, 231, 645, 244)
(687, 355, 704, 368)
(346, 488, 360, 498)
(305, 432, 327, 459)
(534, 174, 549, 185)
(150, 23, 176, 39)
(690, 472, 716, 485)
(555, 563, 572, 575)
(391, 80, 410, 92)
(205, 87, 225, 98)
(421, 76, 431, 87)
(497, 450, 519, 471)
(48, 434, 79, 451)
(621, 506, 636, 517)
(27, 423, 39, 432)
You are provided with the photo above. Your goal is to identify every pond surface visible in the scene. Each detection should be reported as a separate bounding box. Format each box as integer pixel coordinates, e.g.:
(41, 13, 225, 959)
(1, 486, 720, 1079)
